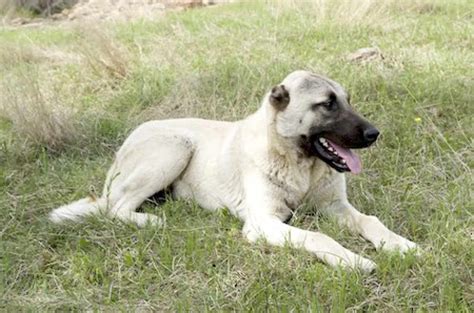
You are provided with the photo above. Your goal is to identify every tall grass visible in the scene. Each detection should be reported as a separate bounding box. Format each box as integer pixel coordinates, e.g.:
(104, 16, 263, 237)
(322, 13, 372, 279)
(0, 27, 133, 151)
(0, 70, 78, 150)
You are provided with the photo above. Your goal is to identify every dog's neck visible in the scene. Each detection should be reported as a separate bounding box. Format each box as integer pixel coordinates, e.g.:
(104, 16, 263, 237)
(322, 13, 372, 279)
(240, 97, 329, 194)
(256, 96, 313, 166)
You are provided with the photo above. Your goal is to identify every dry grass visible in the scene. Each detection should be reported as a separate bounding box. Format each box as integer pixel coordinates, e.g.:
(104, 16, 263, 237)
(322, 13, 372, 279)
(78, 29, 132, 82)
(0, 0, 78, 16)
(270, 0, 394, 26)
(0, 43, 80, 68)
(0, 27, 132, 151)
(0, 72, 78, 150)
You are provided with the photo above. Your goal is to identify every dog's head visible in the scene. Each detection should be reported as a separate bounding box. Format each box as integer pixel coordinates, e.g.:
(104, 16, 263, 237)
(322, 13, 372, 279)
(269, 70, 379, 174)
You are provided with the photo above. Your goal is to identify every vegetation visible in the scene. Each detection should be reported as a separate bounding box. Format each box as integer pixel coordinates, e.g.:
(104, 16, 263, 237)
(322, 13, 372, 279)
(1, 0, 472, 310)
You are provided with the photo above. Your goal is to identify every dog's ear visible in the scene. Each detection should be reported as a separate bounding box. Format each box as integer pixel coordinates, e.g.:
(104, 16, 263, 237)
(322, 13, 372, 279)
(270, 84, 290, 110)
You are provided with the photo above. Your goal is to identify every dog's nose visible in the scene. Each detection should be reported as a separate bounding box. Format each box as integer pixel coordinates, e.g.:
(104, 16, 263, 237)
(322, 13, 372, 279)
(363, 127, 379, 143)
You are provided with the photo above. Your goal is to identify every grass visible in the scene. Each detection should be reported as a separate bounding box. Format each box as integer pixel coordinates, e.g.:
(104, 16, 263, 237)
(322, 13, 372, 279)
(1, 0, 473, 310)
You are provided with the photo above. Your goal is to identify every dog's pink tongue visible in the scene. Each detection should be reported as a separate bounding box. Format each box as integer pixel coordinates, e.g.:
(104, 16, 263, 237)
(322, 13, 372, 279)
(327, 139, 362, 174)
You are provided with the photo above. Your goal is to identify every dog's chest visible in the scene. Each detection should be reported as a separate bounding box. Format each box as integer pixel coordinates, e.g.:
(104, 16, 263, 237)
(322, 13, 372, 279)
(267, 158, 315, 211)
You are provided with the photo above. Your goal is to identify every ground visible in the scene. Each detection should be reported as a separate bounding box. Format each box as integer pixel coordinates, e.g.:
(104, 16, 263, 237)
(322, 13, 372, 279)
(0, 0, 473, 311)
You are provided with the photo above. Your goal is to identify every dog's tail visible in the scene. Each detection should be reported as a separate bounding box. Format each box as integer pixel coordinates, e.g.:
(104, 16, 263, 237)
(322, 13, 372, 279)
(49, 196, 106, 223)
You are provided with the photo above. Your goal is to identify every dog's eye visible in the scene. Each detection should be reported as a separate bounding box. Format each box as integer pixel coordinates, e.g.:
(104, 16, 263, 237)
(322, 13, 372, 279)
(324, 100, 338, 111)
(312, 100, 337, 111)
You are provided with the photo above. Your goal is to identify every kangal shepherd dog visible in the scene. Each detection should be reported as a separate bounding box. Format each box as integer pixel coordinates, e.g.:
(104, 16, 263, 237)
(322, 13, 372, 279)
(50, 70, 418, 271)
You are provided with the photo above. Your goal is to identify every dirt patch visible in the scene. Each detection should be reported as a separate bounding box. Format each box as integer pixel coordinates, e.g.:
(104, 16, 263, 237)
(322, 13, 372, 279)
(347, 47, 384, 63)
(3, 0, 231, 27)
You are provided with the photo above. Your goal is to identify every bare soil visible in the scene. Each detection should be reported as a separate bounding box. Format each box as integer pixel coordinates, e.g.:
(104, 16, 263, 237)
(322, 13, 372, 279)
(4, 0, 229, 27)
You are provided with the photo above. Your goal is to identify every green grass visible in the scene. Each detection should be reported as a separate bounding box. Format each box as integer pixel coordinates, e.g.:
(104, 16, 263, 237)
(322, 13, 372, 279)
(1, 0, 473, 310)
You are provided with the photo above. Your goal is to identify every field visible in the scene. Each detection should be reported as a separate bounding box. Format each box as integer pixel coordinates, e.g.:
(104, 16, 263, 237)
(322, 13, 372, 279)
(0, 0, 473, 311)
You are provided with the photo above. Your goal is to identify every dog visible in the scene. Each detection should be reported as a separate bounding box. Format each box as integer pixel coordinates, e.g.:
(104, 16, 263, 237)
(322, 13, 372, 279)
(50, 70, 418, 271)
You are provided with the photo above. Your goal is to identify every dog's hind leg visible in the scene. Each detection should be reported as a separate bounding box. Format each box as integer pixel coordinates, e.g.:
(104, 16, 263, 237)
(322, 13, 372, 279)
(103, 134, 194, 227)
(107, 190, 163, 227)
(50, 131, 194, 226)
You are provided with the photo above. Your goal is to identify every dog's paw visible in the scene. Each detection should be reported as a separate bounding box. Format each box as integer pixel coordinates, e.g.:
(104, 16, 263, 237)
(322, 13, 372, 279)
(338, 255, 376, 273)
(379, 235, 420, 255)
(140, 214, 164, 227)
(356, 257, 377, 273)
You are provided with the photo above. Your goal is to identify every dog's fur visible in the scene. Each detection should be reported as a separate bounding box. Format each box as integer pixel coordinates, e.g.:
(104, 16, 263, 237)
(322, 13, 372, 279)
(50, 70, 417, 271)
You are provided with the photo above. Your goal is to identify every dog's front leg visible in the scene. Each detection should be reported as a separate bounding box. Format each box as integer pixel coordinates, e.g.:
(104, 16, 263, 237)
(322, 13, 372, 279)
(241, 172, 375, 271)
(315, 174, 418, 253)
(323, 200, 418, 253)
(242, 215, 376, 272)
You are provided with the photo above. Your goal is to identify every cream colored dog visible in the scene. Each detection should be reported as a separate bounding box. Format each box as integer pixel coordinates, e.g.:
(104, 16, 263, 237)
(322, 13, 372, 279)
(50, 70, 418, 271)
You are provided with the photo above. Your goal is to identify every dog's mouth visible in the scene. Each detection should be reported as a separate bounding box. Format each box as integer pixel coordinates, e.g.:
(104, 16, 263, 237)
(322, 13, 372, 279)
(312, 137, 362, 174)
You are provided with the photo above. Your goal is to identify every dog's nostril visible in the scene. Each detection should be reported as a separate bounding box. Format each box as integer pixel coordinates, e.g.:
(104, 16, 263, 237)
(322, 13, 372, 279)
(364, 128, 380, 142)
